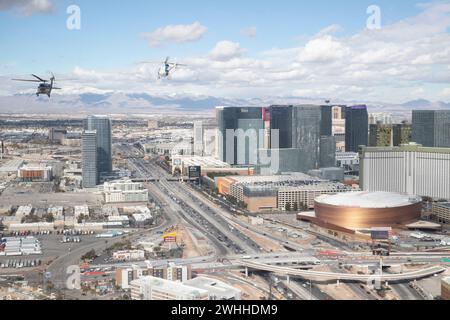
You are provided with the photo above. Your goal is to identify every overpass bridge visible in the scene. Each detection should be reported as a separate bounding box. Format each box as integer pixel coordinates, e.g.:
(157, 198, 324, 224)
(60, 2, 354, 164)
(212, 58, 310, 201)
(240, 260, 446, 283)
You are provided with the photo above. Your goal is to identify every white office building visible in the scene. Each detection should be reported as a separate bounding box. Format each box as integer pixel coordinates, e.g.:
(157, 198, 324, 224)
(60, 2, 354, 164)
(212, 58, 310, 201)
(103, 180, 148, 203)
(130, 276, 209, 300)
(184, 277, 241, 300)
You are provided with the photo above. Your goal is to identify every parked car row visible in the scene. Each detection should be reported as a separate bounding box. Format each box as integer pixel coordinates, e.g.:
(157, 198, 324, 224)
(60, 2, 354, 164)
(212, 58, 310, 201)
(59, 230, 95, 236)
(8, 231, 52, 237)
(61, 236, 81, 243)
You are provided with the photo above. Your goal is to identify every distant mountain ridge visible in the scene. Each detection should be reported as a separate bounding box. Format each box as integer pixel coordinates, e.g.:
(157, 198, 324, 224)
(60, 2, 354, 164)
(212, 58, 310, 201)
(0, 93, 448, 116)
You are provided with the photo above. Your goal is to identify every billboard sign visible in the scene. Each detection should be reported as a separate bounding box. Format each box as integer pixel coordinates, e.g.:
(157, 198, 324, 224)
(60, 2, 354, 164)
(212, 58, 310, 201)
(188, 166, 201, 180)
(163, 231, 177, 243)
(371, 227, 392, 240)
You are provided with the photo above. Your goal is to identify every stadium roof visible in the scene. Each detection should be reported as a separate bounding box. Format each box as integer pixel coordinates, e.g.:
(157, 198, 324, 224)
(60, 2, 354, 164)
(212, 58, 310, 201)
(315, 191, 422, 208)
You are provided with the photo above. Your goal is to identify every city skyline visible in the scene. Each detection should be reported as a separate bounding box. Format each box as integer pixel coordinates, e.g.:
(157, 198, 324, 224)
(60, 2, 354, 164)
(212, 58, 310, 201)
(1, 0, 450, 305)
(0, 0, 449, 103)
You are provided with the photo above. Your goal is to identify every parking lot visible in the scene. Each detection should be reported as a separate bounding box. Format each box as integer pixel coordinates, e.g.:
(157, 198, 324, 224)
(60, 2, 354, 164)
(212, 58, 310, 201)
(0, 232, 105, 271)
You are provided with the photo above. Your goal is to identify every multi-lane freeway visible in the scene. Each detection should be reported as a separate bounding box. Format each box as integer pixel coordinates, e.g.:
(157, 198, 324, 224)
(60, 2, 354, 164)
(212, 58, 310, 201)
(128, 157, 262, 256)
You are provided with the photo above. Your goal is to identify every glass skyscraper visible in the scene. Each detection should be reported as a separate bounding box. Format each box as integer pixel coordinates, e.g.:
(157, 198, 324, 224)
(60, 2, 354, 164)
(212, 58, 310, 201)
(291, 105, 322, 171)
(217, 105, 336, 173)
(217, 107, 263, 165)
(345, 105, 369, 152)
(84, 116, 113, 174)
(412, 110, 450, 148)
(82, 130, 98, 188)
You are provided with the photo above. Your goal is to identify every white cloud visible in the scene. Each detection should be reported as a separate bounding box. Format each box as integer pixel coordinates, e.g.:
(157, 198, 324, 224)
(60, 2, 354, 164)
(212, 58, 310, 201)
(242, 26, 257, 38)
(441, 88, 450, 97)
(314, 24, 342, 38)
(298, 35, 350, 63)
(209, 41, 246, 61)
(142, 21, 207, 47)
(0, 0, 54, 16)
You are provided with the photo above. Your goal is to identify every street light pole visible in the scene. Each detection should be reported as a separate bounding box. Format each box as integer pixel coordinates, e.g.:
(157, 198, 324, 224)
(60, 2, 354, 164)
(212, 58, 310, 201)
(310, 277, 312, 300)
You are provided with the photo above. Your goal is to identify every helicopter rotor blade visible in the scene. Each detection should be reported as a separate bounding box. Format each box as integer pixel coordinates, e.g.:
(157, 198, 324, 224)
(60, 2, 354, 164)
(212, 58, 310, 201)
(139, 61, 164, 65)
(12, 79, 42, 82)
(31, 74, 47, 82)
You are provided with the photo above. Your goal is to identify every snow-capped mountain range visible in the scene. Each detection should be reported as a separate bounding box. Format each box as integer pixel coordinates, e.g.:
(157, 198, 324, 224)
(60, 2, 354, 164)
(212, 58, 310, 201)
(0, 93, 449, 118)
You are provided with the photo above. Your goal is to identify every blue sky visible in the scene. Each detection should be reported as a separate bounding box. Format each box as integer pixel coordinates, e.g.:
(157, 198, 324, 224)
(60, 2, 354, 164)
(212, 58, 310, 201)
(1, 0, 450, 102)
(0, 0, 422, 73)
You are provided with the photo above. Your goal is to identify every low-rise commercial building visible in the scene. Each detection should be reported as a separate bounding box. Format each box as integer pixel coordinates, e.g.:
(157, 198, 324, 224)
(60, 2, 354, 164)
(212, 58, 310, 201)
(108, 215, 130, 227)
(112, 250, 145, 262)
(172, 156, 230, 175)
(49, 128, 67, 144)
(130, 276, 208, 300)
(18, 165, 52, 182)
(74, 205, 90, 218)
(15, 206, 33, 217)
(8, 222, 54, 232)
(47, 207, 64, 220)
(278, 182, 355, 211)
(184, 277, 241, 300)
(103, 180, 148, 204)
(115, 263, 192, 289)
(432, 202, 450, 224)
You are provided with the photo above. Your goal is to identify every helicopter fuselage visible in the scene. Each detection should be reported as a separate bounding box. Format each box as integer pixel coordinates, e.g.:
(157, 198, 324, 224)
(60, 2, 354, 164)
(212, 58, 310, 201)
(37, 83, 52, 97)
(158, 63, 176, 79)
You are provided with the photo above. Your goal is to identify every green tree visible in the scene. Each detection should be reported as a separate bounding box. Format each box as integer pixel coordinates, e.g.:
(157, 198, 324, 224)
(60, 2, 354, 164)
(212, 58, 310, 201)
(44, 213, 55, 223)
(293, 203, 298, 212)
(81, 249, 96, 261)
(285, 203, 291, 211)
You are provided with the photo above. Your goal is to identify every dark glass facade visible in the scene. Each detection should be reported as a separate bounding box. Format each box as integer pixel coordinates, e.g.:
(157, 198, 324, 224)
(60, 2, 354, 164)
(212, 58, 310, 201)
(345, 105, 369, 152)
(269, 105, 293, 149)
(82, 131, 98, 188)
(84, 116, 112, 174)
(217, 107, 263, 165)
(412, 110, 450, 148)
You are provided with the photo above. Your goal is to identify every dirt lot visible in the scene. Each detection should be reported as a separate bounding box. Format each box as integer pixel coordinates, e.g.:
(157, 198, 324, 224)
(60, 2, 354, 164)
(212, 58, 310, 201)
(231, 221, 288, 253)
(177, 225, 211, 258)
